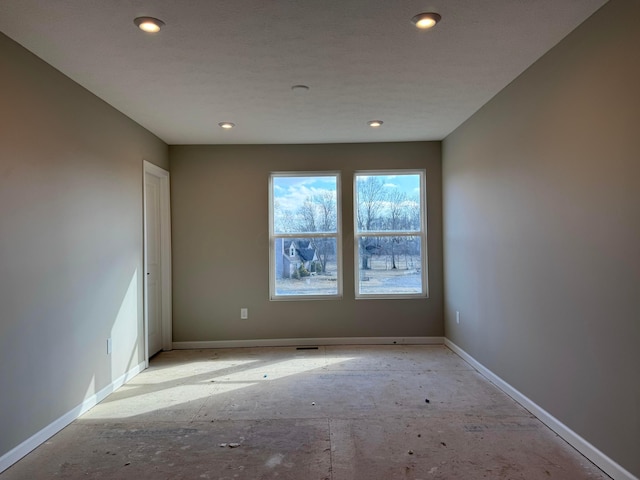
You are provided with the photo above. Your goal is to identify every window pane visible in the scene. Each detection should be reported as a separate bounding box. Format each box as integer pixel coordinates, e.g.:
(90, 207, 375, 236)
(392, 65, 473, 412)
(274, 237, 338, 296)
(355, 173, 421, 232)
(357, 236, 422, 295)
(273, 175, 338, 234)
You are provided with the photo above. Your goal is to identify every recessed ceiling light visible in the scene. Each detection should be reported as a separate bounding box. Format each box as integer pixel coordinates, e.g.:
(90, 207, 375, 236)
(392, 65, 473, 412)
(291, 85, 310, 93)
(367, 120, 383, 128)
(411, 12, 441, 30)
(134, 17, 165, 33)
(218, 122, 236, 129)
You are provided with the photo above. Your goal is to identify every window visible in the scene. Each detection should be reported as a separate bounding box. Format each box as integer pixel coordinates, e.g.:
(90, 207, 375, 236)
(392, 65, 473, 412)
(354, 171, 427, 298)
(269, 173, 341, 299)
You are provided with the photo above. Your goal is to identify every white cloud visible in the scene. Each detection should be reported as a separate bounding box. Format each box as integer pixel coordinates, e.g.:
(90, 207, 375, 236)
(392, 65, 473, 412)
(383, 183, 398, 188)
(275, 184, 336, 213)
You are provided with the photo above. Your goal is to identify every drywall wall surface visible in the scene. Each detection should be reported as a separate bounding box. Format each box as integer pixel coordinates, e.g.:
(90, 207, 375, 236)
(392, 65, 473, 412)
(0, 32, 168, 458)
(443, 0, 639, 476)
(170, 142, 443, 341)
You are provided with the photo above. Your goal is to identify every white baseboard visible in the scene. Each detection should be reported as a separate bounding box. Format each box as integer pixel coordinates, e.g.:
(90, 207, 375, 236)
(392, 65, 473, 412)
(173, 336, 444, 350)
(0, 361, 146, 474)
(444, 339, 637, 480)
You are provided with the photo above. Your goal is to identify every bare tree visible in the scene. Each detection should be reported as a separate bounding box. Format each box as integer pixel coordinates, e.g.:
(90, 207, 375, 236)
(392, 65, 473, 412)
(274, 199, 296, 233)
(297, 199, 317, 232)
(316, 191, 336, 232)
(356, 177, 386, 269)
(295, 192, 336, 273)
(385, 190, 410, 268)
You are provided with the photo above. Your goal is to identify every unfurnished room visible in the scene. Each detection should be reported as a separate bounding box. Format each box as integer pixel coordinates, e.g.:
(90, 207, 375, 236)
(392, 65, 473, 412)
(0, 1, 638, 479)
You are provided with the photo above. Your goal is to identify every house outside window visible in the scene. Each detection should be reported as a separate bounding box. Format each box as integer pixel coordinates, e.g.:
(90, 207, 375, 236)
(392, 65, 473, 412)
(354, 170, 427, 298)
(269, 172, 342, 299)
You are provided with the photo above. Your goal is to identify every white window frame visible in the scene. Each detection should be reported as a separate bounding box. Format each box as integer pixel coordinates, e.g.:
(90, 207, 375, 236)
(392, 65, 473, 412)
(269, 171, 343, 300)
(353, 169, 428, 299)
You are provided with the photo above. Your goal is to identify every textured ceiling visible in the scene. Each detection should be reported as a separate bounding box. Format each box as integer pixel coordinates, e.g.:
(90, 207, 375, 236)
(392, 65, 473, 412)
(0, 0, 607, 144)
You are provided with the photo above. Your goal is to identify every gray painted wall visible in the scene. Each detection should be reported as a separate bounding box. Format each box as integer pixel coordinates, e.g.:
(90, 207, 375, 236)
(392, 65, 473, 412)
(170, 142, 443, 341)
(442, 0, 639, 476)
(0, 33, 168, 458)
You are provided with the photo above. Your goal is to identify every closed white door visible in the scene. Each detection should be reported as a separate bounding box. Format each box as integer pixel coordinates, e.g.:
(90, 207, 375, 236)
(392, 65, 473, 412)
(145, 172, 162, 356)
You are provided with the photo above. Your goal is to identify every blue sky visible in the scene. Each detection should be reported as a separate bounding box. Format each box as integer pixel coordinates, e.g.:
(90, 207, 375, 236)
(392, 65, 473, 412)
(273, 173, 422, 233)
(357, 173, 421, 196)
(273, 175, 338, 213)
(273, 173, 420, 212)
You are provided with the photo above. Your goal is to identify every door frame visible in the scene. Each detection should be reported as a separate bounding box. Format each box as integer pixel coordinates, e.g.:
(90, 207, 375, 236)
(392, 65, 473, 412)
(143, 160, 172, 367)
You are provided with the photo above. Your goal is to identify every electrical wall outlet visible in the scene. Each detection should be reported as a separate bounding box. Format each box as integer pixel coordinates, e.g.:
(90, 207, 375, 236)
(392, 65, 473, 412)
(107, 338, 112, 355)
(456, 311, 460, 324)
(240, 308, 248, 319)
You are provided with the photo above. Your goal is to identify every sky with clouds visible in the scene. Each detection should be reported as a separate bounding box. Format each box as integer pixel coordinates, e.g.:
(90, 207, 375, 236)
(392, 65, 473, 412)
(272, 173, 422, 233)
(272, 175, 337, 213)
(274, 174, 420, 207)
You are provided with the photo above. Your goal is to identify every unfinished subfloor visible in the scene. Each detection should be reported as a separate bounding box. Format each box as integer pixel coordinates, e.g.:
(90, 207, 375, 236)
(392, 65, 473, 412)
(1, 345, 608, 479)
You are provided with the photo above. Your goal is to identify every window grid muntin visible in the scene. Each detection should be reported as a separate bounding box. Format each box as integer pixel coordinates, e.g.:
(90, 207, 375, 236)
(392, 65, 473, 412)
(269, 172, 342, 300)
(353, 170, 427, 299)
